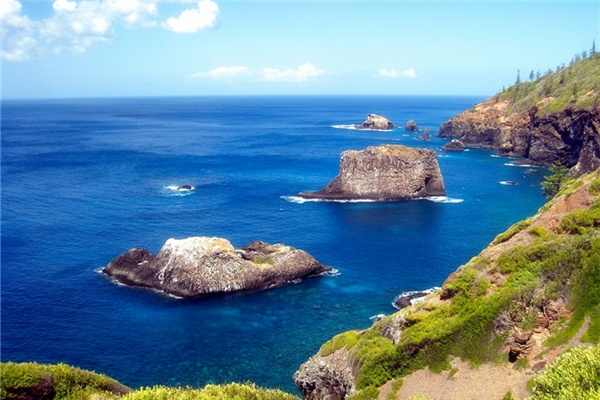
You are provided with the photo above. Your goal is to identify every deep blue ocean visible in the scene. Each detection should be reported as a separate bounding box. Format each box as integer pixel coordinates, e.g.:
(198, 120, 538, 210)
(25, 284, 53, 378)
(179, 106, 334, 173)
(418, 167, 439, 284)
(1, 96, 548, 394)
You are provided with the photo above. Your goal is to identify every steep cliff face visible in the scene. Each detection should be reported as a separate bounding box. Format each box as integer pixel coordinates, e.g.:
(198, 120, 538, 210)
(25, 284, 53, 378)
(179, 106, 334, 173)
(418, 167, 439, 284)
(298, 145, 446, 201)
(103, 237, 330, 298)
(295, 169, 600, 399)
(438, 98, 600, 173)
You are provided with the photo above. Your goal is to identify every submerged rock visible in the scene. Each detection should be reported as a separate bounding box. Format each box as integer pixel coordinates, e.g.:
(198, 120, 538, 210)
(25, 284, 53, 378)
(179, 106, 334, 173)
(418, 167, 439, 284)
(358, 114, 395, 130)
(298, 144, 446, 201)
(103, 237, 330, 298)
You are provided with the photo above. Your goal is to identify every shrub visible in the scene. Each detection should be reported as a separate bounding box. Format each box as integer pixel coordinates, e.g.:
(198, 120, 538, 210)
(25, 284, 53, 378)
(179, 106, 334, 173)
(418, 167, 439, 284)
(319, 330, 360, 357)
(493, 219, 532, 245)
(122, 383, 301, 400)
(527, 345, 600, 400)
(0, 362, 129, 400)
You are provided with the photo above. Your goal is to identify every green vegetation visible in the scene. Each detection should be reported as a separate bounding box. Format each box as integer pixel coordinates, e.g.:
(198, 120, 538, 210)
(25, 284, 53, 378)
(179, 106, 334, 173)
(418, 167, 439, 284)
(0, 362, 129, 400)
(497, 51, 600, 116)
(121, 383, 301, 400)
(252, 254, 274, 266)
(319, 330, 360, 357)
(341, 171, 600, 398)
(492, 218, 532, 245)
(0, 363, 300, 400)
(541, 163, 571, 200)
(527, 345, 600, 400)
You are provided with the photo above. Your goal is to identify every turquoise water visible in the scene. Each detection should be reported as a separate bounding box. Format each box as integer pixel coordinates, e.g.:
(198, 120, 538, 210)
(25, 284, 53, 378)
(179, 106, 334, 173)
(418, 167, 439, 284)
(1, 96, 547, 393)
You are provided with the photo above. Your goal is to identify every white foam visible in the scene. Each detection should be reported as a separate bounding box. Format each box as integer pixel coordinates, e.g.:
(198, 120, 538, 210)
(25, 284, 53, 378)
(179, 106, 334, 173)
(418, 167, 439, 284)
(504, 162, 538, 168)
(324, 268, 341, 277)
(281, 195, 377, 204)
(426, 196, 464, 204)
(369, 314, 386, 322)
(499, 181, 518, 186)
(331, 124, 393, 132)
(392, 286, 441, 310)
(164, 185, 195, 197)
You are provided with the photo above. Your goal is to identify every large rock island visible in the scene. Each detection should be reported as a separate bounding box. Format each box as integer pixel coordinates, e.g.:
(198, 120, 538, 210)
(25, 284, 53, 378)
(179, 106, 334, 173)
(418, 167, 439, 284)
(298, 145, 446, 201)
(358, 114, 395, 130)
(102, 237, 331, 298)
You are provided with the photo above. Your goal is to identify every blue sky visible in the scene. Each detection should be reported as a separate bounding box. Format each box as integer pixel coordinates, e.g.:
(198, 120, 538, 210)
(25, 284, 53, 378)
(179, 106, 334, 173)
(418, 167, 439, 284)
(2, 0, 599, 99)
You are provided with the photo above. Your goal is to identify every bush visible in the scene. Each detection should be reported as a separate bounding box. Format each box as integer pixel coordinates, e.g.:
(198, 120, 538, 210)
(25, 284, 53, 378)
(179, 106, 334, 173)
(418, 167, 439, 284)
(527, 345, 600, 400)
(493, 219, 532, 245)
(122, 383, 301, 400)
(0, 362, 129, 400)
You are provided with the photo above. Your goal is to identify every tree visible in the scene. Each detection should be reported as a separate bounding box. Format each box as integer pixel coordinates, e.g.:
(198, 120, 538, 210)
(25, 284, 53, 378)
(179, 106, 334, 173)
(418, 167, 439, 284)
(541, 162, 570, 199)
(515, 69, 521, 85)
(529, 70, 535, 81)
(592, 39, 597, 55)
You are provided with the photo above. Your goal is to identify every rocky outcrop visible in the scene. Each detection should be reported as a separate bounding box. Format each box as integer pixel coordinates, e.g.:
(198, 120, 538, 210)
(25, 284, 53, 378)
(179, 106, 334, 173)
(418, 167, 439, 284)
(298, 145, 446, 201)
(416, 128, 430, 141)
(440, 139, 465, 152)
(405, 120, 419, 132)
(438, 98, 600, 174)
(358, 114, 394, 130)
(294, 347, 357, 400)
(102, 237, 330, 298)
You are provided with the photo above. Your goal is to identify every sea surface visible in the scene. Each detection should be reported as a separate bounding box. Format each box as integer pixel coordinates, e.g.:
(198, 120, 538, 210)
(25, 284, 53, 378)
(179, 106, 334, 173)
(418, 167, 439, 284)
(1, 96, 548, 393)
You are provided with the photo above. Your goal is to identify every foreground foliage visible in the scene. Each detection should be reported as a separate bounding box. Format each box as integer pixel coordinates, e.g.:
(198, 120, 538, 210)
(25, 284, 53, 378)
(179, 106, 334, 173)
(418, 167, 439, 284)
(527, 345, 600, 400)
(0, 363, 300, 400)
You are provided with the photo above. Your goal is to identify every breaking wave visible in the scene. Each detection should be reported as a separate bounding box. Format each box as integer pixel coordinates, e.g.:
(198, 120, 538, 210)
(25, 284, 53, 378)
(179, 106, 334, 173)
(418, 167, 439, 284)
(426, 196, 464, 204)
(281, 195, 377, 204)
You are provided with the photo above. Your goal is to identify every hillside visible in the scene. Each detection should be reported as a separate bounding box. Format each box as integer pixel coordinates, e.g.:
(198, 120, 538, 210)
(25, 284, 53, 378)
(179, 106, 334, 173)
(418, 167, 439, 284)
(438, 53, 600, 175)
(294, 169, 600, 400)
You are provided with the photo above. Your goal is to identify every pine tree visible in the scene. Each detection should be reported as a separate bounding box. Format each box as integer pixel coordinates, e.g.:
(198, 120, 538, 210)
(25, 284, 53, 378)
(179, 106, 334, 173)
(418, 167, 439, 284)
(515, 70, 521, 85)
(592, 39, 597, 55)
(529, 70, 535, 81)
(541, 162, 570, 199)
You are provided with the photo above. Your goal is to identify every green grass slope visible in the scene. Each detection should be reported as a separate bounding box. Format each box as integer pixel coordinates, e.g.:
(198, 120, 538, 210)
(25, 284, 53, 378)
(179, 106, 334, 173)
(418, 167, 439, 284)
(317, 169, 600, 399)
(497, 52, 600, 115)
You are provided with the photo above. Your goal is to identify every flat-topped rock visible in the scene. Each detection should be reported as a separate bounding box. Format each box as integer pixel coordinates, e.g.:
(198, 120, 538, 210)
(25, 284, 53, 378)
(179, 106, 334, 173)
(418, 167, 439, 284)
(298, 144, 446, 201)
(102, 237, 330, 298)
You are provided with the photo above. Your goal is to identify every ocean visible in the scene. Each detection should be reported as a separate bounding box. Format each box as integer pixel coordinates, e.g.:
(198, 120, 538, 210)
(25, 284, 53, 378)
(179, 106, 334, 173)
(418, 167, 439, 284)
(1, 95, 548, 394)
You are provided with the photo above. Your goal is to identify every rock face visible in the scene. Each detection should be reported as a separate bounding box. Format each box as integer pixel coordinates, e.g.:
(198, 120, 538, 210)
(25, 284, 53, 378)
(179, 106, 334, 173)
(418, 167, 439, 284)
(416, 128, 430, 141)
(359, 114, 394, 130)
(438, 98, 600, 174)
(440, 139, 465, 152)
(102, 237, 330, 298)
(298, 145, 446, 201)
(294, 347, 357, 400)
(405, 120, 419, 132)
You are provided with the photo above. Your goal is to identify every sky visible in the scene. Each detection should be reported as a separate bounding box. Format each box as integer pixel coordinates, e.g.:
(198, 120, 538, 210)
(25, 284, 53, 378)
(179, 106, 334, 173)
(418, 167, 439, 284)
(1, 0, 599, 99)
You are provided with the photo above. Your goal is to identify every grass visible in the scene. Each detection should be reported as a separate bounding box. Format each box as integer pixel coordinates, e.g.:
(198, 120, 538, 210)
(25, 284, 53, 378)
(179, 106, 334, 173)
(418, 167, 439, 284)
(496, 52, 600, 116)
(0, 362, 130, 400)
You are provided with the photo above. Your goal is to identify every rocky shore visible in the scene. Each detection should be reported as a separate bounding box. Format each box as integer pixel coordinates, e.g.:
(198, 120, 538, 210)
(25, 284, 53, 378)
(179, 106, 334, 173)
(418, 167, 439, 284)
(438, 98, 600, 174)
(103, 237, 330, 298)
(298, 144, 446, 201)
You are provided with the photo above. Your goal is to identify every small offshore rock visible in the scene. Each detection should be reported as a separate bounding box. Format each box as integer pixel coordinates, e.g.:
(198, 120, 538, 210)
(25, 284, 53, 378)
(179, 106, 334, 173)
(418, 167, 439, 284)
(440, 139, 465, 152)
(416, 127, 430, 141)
(405, 119, 419, 132)
(358, 114, 394, 130)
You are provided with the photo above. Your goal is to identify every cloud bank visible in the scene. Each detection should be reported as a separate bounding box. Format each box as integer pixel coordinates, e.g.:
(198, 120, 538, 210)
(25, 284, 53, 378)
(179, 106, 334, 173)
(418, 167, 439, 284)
(192, 63, 330, 83)
(1, 0, 219, 61)
(376, 68, 417, 79)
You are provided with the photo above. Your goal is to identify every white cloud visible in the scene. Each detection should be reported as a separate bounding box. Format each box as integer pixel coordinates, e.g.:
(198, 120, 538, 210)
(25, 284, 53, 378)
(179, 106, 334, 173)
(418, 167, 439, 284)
(162, 0, 218, 33)
(260, 63, 327, 82)
(1, 0, 221, 61)
(376, 68, 417, 79)
(191, 65, 251, 79)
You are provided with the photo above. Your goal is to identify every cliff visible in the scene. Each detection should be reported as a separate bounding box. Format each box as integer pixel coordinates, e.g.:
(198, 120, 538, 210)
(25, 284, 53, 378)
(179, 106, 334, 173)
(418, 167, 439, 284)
(295, 169, 600, 399)
(103, 237, 330, 298)
(438, 53, 600, 175)
(298, 145, 446, 201)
